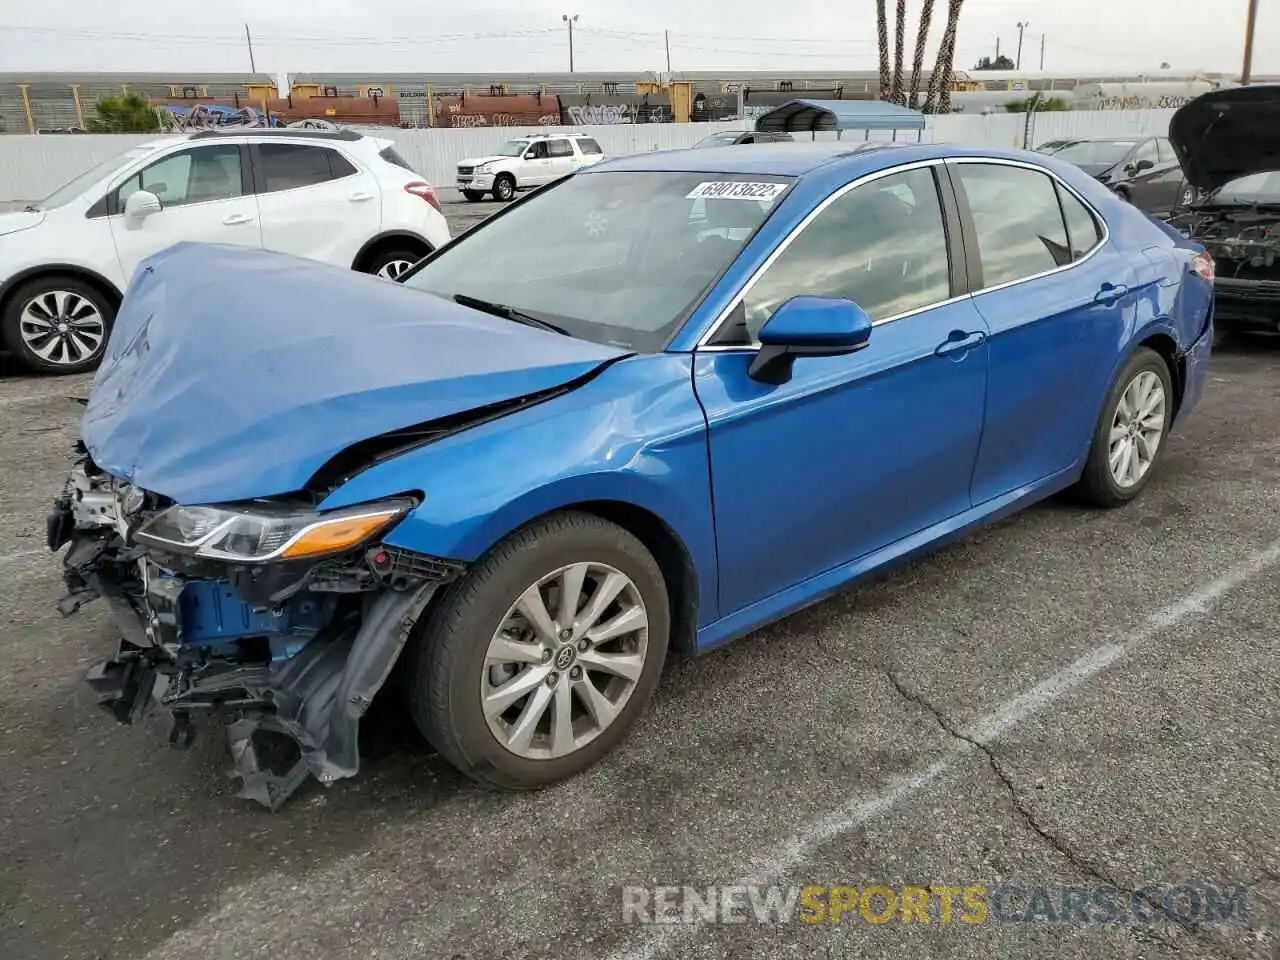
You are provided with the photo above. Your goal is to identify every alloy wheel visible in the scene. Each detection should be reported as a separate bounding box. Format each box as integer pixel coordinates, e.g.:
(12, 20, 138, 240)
(375, 259, 415, 281)
(18, 290, 106, 367)
(1108, 370, 1166, 488)
(481, 562, 649, 760)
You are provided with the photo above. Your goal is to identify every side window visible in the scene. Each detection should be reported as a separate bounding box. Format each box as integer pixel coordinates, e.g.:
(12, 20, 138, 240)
(527, 142, 549, 159)
(1156, 138, 1174, 162)
(256, 143, 355, 193)
(1130, 139, 1159, 167)
(738, 167, 952, 341)
(577, 138, 603, 155)
(116, 145, 243, 209)
(547, 139, 574, 158)
(954, 163, 1072, 287)
(739, 134, 755, 144)
(1055, 184, 1103, 261)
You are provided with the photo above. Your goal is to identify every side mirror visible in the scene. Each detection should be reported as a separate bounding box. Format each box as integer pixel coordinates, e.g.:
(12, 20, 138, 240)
(124, 190, 162, 221)
(1132, 159, 1154, 173)
(748, 296, 873, 384)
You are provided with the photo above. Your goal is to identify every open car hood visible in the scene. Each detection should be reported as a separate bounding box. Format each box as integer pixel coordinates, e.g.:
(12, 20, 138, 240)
(1169, 84, 1280, 192)
(82, 243, 628, 505)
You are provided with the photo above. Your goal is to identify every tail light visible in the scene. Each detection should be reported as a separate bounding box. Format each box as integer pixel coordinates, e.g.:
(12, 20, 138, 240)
(1191, 250, 1215, 282)
(404, 181, 442, 214)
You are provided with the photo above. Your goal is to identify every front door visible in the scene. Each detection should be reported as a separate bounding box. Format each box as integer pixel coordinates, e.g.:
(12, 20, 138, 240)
(107, 143, 262, 279)
(694, 165, 990, 615)
(948, 160, 1138, 504)
(521, 141, 555, 186)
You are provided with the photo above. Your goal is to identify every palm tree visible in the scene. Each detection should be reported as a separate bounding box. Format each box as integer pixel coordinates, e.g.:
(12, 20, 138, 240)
(907, 0, 936, 108)
(876, 0, 891, 101)
(891, 0, 908, 103)
(924, 0, 965, 113)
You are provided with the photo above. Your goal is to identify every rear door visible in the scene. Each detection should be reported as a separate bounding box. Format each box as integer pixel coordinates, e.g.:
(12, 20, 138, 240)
(250, 141, 381, 267)
(952, 159, 1137, 504)
(107, 142, 262, 279)
(546, 137, 578, 178)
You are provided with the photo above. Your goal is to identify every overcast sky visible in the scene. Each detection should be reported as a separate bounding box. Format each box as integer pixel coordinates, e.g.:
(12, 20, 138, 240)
(0, 0, 1273, 77)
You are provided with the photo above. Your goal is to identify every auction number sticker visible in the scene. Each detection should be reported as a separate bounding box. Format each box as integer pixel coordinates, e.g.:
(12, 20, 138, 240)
(686, 181, 788, 201)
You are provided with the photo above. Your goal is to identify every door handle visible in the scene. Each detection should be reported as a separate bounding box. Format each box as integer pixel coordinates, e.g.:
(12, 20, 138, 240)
(934, 330, 986, 357)
(222, 213, 254, 225)
(1094, 282, 1129, 304)
(349, 192, 375, 202)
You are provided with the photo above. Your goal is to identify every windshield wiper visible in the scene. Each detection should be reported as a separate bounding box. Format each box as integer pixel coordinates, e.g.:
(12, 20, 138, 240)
(452, 293, 571, 336)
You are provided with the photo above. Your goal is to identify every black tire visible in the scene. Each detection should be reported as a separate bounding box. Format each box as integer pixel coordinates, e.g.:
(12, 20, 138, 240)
(0, 275, 114, 375)
(361, 246, 426, 282)
(1075, 347, 1174, 507)
(462, 189, 486, 202)
(493, 174, 516, 202)
(405, 511, 670, 791)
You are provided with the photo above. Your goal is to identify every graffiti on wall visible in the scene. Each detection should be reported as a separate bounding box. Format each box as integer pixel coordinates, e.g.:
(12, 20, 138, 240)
(559, 94, 672, 125)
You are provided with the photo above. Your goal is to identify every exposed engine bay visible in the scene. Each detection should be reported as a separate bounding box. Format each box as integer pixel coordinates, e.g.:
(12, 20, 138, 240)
(47, 450, 464, 810)
(1167, 207, 1280, 282)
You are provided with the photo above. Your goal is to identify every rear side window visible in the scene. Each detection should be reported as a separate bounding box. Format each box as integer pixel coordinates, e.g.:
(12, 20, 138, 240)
(955, 163, 1073, 287)
(379, 145, 417, 173)
(577, 138, 603, 155)
(1056, 184, 1103, 260)
(547, 139, 574, 158)
(256, 143, 356, 192)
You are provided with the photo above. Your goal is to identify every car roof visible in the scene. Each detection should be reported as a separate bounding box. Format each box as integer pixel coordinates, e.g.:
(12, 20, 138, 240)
(184, 128, 365, 142)
(582, 140, 1094, 184)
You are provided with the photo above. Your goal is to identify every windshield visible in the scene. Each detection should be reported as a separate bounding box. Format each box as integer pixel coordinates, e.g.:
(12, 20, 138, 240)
(1207, 171, 1280, 206)
(493, 140, 531, 157)
(1050, 140, 1137, 167)
(403, 170, 790, 352)
(36, 147, 153, 210)
(695, 133, 742, 147)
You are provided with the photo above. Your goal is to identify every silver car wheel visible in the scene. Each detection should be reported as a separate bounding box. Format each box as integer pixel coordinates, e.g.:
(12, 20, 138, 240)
(481, 562, 649, 760)
(1108, 370, 1166, 488)
(19, 289, 106, 366)
(375, 259, 415, 280)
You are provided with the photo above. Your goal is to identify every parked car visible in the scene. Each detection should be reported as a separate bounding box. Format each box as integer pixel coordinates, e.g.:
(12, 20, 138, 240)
(455, 133, 606, 202)
(0, 129, 450, 374)
(692, 130, 796, 147)
(1037, 136, 1189, 215)
(50, 141, 1213, 809)
(1166, 85, 1280, 335)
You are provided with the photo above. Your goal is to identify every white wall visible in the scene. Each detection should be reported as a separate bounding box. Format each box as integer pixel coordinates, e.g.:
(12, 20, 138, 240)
(0, 109, 1175, 203)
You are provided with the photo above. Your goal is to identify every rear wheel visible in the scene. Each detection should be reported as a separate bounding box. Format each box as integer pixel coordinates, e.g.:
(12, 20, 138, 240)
(406, 511, 669, 790)
(362, 246, 425, 281)
(493, 174, 516, 202)
(1075, 347, 1173, 507)
(0, 276, 114, 374)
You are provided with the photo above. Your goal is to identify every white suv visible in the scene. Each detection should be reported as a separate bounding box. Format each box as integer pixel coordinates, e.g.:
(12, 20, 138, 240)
(455, 133, 607, 202)
(0, 129, 451, 374)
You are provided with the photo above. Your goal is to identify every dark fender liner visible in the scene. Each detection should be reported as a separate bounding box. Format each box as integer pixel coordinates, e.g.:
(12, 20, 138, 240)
(230, 582, 439, 809)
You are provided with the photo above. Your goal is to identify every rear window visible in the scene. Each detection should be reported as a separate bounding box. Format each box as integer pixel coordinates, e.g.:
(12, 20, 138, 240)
(576, 138, 603, 155)
(379, 145, 417, 173)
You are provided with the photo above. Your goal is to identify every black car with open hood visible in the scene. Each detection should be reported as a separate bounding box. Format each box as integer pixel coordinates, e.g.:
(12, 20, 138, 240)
(1167, 84, 1280, 334)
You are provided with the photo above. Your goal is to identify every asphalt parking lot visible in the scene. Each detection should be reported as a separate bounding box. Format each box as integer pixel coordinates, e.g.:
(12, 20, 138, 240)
(1, 201, 1278, 960)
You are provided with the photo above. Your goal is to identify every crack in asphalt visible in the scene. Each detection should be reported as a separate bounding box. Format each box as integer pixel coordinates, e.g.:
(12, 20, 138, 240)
(880, 667, 1256, 960)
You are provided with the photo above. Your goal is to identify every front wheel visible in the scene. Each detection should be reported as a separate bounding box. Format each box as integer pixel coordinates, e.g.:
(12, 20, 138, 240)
(1075, 347, 1173, 507)
(406, 512, 670, 790)
(0, 276, 114, 374)
(492, 174, 516, 202)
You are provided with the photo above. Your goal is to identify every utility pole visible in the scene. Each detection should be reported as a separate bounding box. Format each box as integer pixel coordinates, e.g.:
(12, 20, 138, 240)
(1241, 0, 1259, 84)
(1039, 33, 1045, 70)
(995, 36, 1001, 60)
(562, 14, 579, 73)
(664, 29, 672, 73)
(1015, 21, 1028, 70)
(244, 23, 256, 73)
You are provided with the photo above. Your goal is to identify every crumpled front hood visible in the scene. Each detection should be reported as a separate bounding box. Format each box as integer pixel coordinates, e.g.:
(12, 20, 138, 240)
(0, 209, 45, 237)
(457, 155, 510, 167)
(1170, 84, 1280, 191)
(82, 243, 627, 505)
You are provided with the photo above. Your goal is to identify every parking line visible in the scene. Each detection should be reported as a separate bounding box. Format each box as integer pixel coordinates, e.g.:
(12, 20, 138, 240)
(608, 538, 1280, 960)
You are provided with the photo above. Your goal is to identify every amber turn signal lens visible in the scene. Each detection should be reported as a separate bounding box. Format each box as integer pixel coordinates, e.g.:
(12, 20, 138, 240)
(280, 509, 402, 560)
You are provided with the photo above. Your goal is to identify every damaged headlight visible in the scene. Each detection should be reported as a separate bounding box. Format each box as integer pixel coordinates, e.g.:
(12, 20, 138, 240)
(133, 497, 415, 563)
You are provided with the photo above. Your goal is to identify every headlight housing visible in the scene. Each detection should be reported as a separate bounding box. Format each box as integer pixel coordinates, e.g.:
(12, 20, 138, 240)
(133, 497, 415, 563)
(476, 162, 494, 173)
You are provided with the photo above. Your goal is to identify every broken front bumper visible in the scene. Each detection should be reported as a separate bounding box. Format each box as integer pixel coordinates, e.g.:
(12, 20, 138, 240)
(48, 464, 457, 810)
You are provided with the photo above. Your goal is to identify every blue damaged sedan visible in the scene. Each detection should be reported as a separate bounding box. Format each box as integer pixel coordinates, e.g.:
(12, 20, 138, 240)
(49, 142, 1215, 808)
